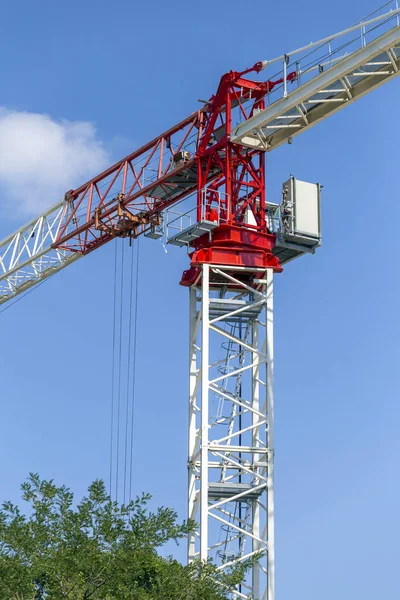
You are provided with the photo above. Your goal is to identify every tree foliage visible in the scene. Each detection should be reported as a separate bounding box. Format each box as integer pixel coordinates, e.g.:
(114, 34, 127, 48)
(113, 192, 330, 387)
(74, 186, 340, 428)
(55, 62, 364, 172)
(0, 474, 245, 599)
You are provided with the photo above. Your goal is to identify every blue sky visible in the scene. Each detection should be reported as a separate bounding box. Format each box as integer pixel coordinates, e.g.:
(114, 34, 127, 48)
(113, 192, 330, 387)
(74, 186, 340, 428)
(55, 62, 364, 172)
(0, 0, 399, 598)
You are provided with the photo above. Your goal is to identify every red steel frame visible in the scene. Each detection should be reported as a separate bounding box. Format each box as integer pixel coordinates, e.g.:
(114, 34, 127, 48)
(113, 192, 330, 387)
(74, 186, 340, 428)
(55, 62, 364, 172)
(53, 62, 296, 283)
(181, 67, 294, 285)
(55, 111, 206, 254)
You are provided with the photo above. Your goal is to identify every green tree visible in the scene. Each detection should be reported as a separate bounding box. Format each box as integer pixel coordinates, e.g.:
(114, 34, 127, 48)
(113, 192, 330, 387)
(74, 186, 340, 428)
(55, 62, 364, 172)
(0, 474, 246, 599)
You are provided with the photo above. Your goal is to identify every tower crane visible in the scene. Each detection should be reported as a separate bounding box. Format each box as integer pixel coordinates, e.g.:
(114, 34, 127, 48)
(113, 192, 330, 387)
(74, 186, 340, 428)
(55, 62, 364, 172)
(1, 4, 399, 599)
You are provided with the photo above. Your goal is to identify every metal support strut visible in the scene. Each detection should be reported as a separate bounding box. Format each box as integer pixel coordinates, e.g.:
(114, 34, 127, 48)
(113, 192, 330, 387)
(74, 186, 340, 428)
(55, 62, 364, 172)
(188, 264, 274, 600)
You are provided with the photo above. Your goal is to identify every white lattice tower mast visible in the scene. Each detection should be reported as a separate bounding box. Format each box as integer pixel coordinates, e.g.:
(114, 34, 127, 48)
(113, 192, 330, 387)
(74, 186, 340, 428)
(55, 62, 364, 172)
(188, 264, 274, 600)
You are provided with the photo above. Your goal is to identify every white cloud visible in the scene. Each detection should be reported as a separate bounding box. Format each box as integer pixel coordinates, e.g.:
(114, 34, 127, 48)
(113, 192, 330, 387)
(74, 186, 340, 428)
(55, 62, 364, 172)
(0, 108, 110, 217)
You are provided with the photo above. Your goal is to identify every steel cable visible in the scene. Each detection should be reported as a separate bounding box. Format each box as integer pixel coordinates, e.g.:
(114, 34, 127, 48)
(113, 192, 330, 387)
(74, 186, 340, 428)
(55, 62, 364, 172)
(128, 238, 140, 502)
(109, 240, 119, 496)
(123, 241, 135, 504)
(114, 240, 125, 501)
(0, 272, 57, 315)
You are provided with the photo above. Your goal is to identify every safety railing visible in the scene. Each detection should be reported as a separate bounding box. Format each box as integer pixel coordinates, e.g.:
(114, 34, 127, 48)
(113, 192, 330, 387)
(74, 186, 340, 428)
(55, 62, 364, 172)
(166, 205, 197, 239)
(238, 1, 400, 117)
(166, 188, 229, 243)
(266, 202, 281, 235)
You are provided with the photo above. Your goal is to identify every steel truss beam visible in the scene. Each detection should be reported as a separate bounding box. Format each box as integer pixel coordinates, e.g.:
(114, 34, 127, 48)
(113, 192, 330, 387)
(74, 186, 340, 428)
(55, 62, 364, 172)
(0, 201, 80, 304)
(231, 12, 400, 150)
(55, 111, 208, 254)
(188, 265, 274, 600)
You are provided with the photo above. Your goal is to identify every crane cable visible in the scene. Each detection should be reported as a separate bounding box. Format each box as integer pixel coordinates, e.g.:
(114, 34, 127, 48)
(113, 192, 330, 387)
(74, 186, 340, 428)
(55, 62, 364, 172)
(128, 238, 140, 503)
(115, 241, 125, 500)
(109, 236, 140, 503)
(123, 239, 140, 504)
(0, 233, 140, 505)
(109, 240, 119, 496)
(123, 240, 134, 504)
(0, 273, 57, 315)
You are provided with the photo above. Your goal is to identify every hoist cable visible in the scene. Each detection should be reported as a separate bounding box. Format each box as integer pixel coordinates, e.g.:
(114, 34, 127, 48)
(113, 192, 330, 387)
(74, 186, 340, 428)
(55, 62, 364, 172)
(109, 240, 119, 496)
(123, 241, 135, 505)
(115, 240, 125, 502)
(128, 238, 140, 502)
(0, 273, 57, 315)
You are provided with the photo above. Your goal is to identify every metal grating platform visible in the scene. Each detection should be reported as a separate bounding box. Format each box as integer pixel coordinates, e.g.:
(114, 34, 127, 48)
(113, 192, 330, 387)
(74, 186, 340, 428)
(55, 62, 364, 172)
(272, 241, 317, 264)
(167, 219, 218, 246)
(209, 298, 264, 321)
(208, 482, 264, 501)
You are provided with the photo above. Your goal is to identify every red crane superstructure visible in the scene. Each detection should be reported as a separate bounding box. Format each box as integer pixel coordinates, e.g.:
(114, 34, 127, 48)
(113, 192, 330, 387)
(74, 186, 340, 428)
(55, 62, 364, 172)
(55, 63, 295, 285)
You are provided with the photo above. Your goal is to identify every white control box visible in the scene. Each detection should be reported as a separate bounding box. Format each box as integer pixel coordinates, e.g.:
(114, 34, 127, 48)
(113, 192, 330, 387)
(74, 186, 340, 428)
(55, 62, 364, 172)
(282, 177, 321, 241)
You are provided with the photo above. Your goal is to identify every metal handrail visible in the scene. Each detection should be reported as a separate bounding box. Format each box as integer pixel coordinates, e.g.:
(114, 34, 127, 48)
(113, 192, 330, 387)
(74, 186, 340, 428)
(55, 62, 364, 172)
(261, 3, 400, 68)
